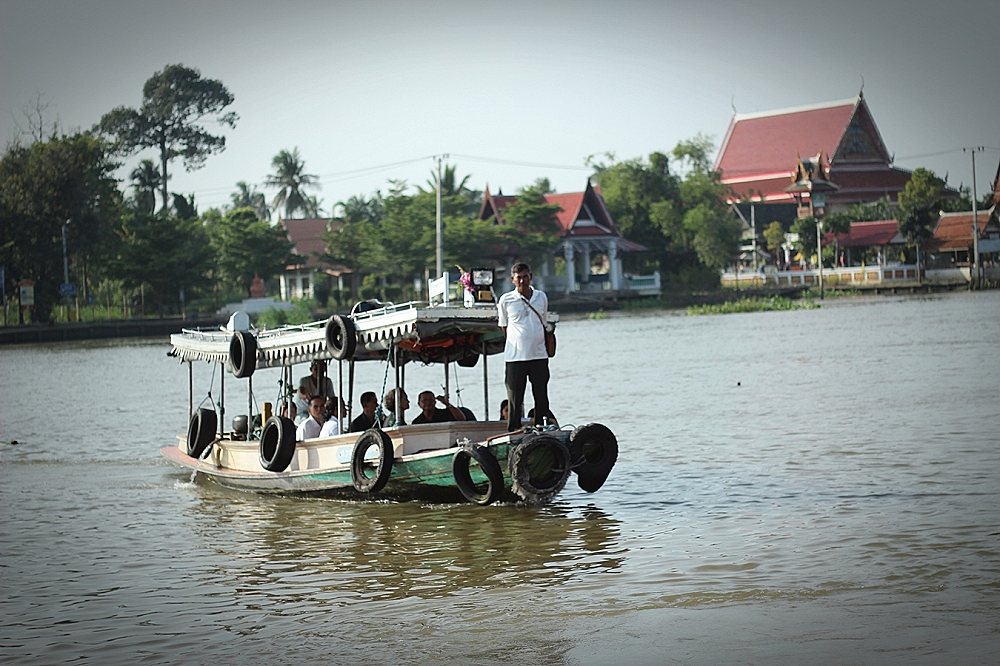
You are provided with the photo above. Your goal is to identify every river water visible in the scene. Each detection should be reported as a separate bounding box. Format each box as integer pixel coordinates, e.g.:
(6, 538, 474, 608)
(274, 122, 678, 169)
(2, 291, 998, 665)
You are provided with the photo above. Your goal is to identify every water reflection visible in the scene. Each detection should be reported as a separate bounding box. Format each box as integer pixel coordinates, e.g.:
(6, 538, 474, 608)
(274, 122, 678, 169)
(180, 477, 625, 606)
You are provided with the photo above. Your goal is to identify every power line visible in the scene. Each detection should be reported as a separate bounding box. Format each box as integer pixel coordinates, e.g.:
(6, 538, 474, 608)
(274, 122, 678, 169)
(451, 153, 592, 171)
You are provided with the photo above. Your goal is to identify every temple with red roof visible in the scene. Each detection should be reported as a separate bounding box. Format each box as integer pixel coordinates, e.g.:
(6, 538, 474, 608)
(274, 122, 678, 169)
(479, 182, 652, 295)
(715, 93, 918, 214)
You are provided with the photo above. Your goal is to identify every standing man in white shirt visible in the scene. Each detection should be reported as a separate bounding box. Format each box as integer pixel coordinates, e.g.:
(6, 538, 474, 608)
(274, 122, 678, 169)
(496, 262, 551, 432)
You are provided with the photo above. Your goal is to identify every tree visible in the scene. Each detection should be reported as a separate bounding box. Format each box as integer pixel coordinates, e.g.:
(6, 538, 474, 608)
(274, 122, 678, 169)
(206, 207, 295, 296)
(790, 216, 819, 265)
(98, 64, 237, 211)
(590, 151, 680, 273)
(764, 221, 786, 268)
(495, 182, 563, 268)
(109, 210, 212, 314)
(337, 193, 384, 225)
(593, 139, 741, 288)
(129, 159, 161, 214)
(0, 132, 122, 322)
(265, 148, 319, 219)
(897, 168, 948, 266)
(230, 181, 270, 221)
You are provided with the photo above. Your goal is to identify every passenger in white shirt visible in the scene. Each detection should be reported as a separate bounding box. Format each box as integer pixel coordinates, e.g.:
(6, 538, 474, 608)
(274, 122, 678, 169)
(296, 395, 326, 440)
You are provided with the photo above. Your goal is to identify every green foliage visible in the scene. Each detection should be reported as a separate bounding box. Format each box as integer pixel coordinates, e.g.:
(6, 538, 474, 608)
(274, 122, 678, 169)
(254, 299, 317, 329)
(593, 140, 740, 281)
(790, 216, 818, 260)
(109, 210, 212, 313)
(897, 167, 948, 247)
(589, 151, 680, 272)
(206, 207, 295, 296)
(686, 296, 819, 315)
(230, 181, 270, 220)
(0, 132, 123, 322)
(98, 64, 237, 210)
(129, 159, 160, 215)
(764, 221, 786, 256)
(496, 183, 563, 268)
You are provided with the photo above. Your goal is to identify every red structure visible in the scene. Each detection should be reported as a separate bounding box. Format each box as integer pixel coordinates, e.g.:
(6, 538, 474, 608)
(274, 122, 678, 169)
(715, 93, 916, 210)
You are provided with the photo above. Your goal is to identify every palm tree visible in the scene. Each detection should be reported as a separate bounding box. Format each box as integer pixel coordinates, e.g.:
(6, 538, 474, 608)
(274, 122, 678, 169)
(230, 181, 271, 220)
(265, 148, 319, 219)
(130, 159, 161, 214)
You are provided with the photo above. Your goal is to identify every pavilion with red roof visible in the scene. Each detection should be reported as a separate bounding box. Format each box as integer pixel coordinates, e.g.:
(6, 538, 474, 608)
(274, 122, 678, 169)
(479, 181, 650, 295)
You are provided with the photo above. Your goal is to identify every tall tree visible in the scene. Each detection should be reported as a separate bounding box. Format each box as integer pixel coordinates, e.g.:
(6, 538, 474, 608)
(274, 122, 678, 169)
(265, 148, 319, 219)
(98, 64, 237, 211)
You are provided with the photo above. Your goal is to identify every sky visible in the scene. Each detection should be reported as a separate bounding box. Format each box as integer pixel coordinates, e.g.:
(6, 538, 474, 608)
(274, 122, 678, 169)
(1, 0, 998, 215)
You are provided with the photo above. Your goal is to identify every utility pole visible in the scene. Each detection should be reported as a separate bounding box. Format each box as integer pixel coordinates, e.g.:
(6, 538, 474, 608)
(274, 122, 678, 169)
(963, 146, 984, 289)
(435, 154, 448, 279)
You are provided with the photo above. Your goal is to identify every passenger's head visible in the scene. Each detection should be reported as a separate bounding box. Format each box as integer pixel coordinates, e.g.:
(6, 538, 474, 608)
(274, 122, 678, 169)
(417, 390, 436, 412)
(500, 399, 509, 419)
(360, 391, 377, 411)
(310, 359, 326, 376)
(384, 388, 409, 412)
(307, 395, 325, 420)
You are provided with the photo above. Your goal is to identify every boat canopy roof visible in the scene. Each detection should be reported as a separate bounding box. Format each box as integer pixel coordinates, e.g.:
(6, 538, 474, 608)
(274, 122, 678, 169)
(169, 301, 557, 370)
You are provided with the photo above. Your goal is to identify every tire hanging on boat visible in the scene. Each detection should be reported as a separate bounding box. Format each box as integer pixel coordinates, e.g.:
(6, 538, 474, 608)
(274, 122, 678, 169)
(569, 423, 618, 493)
(259, 415, 297, 472)
(351, 429, 393, 493)
(229, 330, 258, 379)
(325, 314, 357, 361)
(452, 445, 505, 505)
(508, 433, 572, 504)
(186, 407, 218, 458)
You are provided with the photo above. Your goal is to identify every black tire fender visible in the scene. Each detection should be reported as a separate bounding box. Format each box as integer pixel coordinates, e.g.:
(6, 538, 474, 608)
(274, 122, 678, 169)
(186, 407, 218, 458)
(325, 314, 357, 361)
(508, 433, 572, 504)
(229, 330, 258, 379)
(570, 423, 618, 493)
(453, 445, 505, 505)
(259, 415, 297, 472)
(351, 429, 393, 493)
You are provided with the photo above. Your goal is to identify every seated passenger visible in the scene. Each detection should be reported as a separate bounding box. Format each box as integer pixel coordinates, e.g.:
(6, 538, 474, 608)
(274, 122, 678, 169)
(383, 388, 409, 427)
(319, 396, 345, 438)
(296, 395, 326, 440)
(527, 406, 558, 427)
(299, 359, 335, 398)
(350, 391, 381, 432)
(412, 390, 466, 424)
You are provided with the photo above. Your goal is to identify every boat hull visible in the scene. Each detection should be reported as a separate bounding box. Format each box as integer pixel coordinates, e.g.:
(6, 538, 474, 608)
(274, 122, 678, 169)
(162, 421, 523, 496)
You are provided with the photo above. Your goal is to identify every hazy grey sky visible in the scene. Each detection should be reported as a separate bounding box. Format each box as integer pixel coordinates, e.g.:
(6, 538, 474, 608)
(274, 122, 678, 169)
(2, 0, 997, 213)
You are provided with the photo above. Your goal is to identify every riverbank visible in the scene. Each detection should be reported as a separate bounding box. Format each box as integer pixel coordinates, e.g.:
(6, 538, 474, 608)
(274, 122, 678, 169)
(0, 316, 225, 346)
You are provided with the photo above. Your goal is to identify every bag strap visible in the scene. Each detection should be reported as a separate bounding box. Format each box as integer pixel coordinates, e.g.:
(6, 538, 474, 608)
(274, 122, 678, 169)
(520, 295, 551, 332)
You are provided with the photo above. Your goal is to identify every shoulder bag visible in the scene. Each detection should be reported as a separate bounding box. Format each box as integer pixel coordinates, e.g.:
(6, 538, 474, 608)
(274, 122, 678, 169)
(521, 296, 556, 358)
